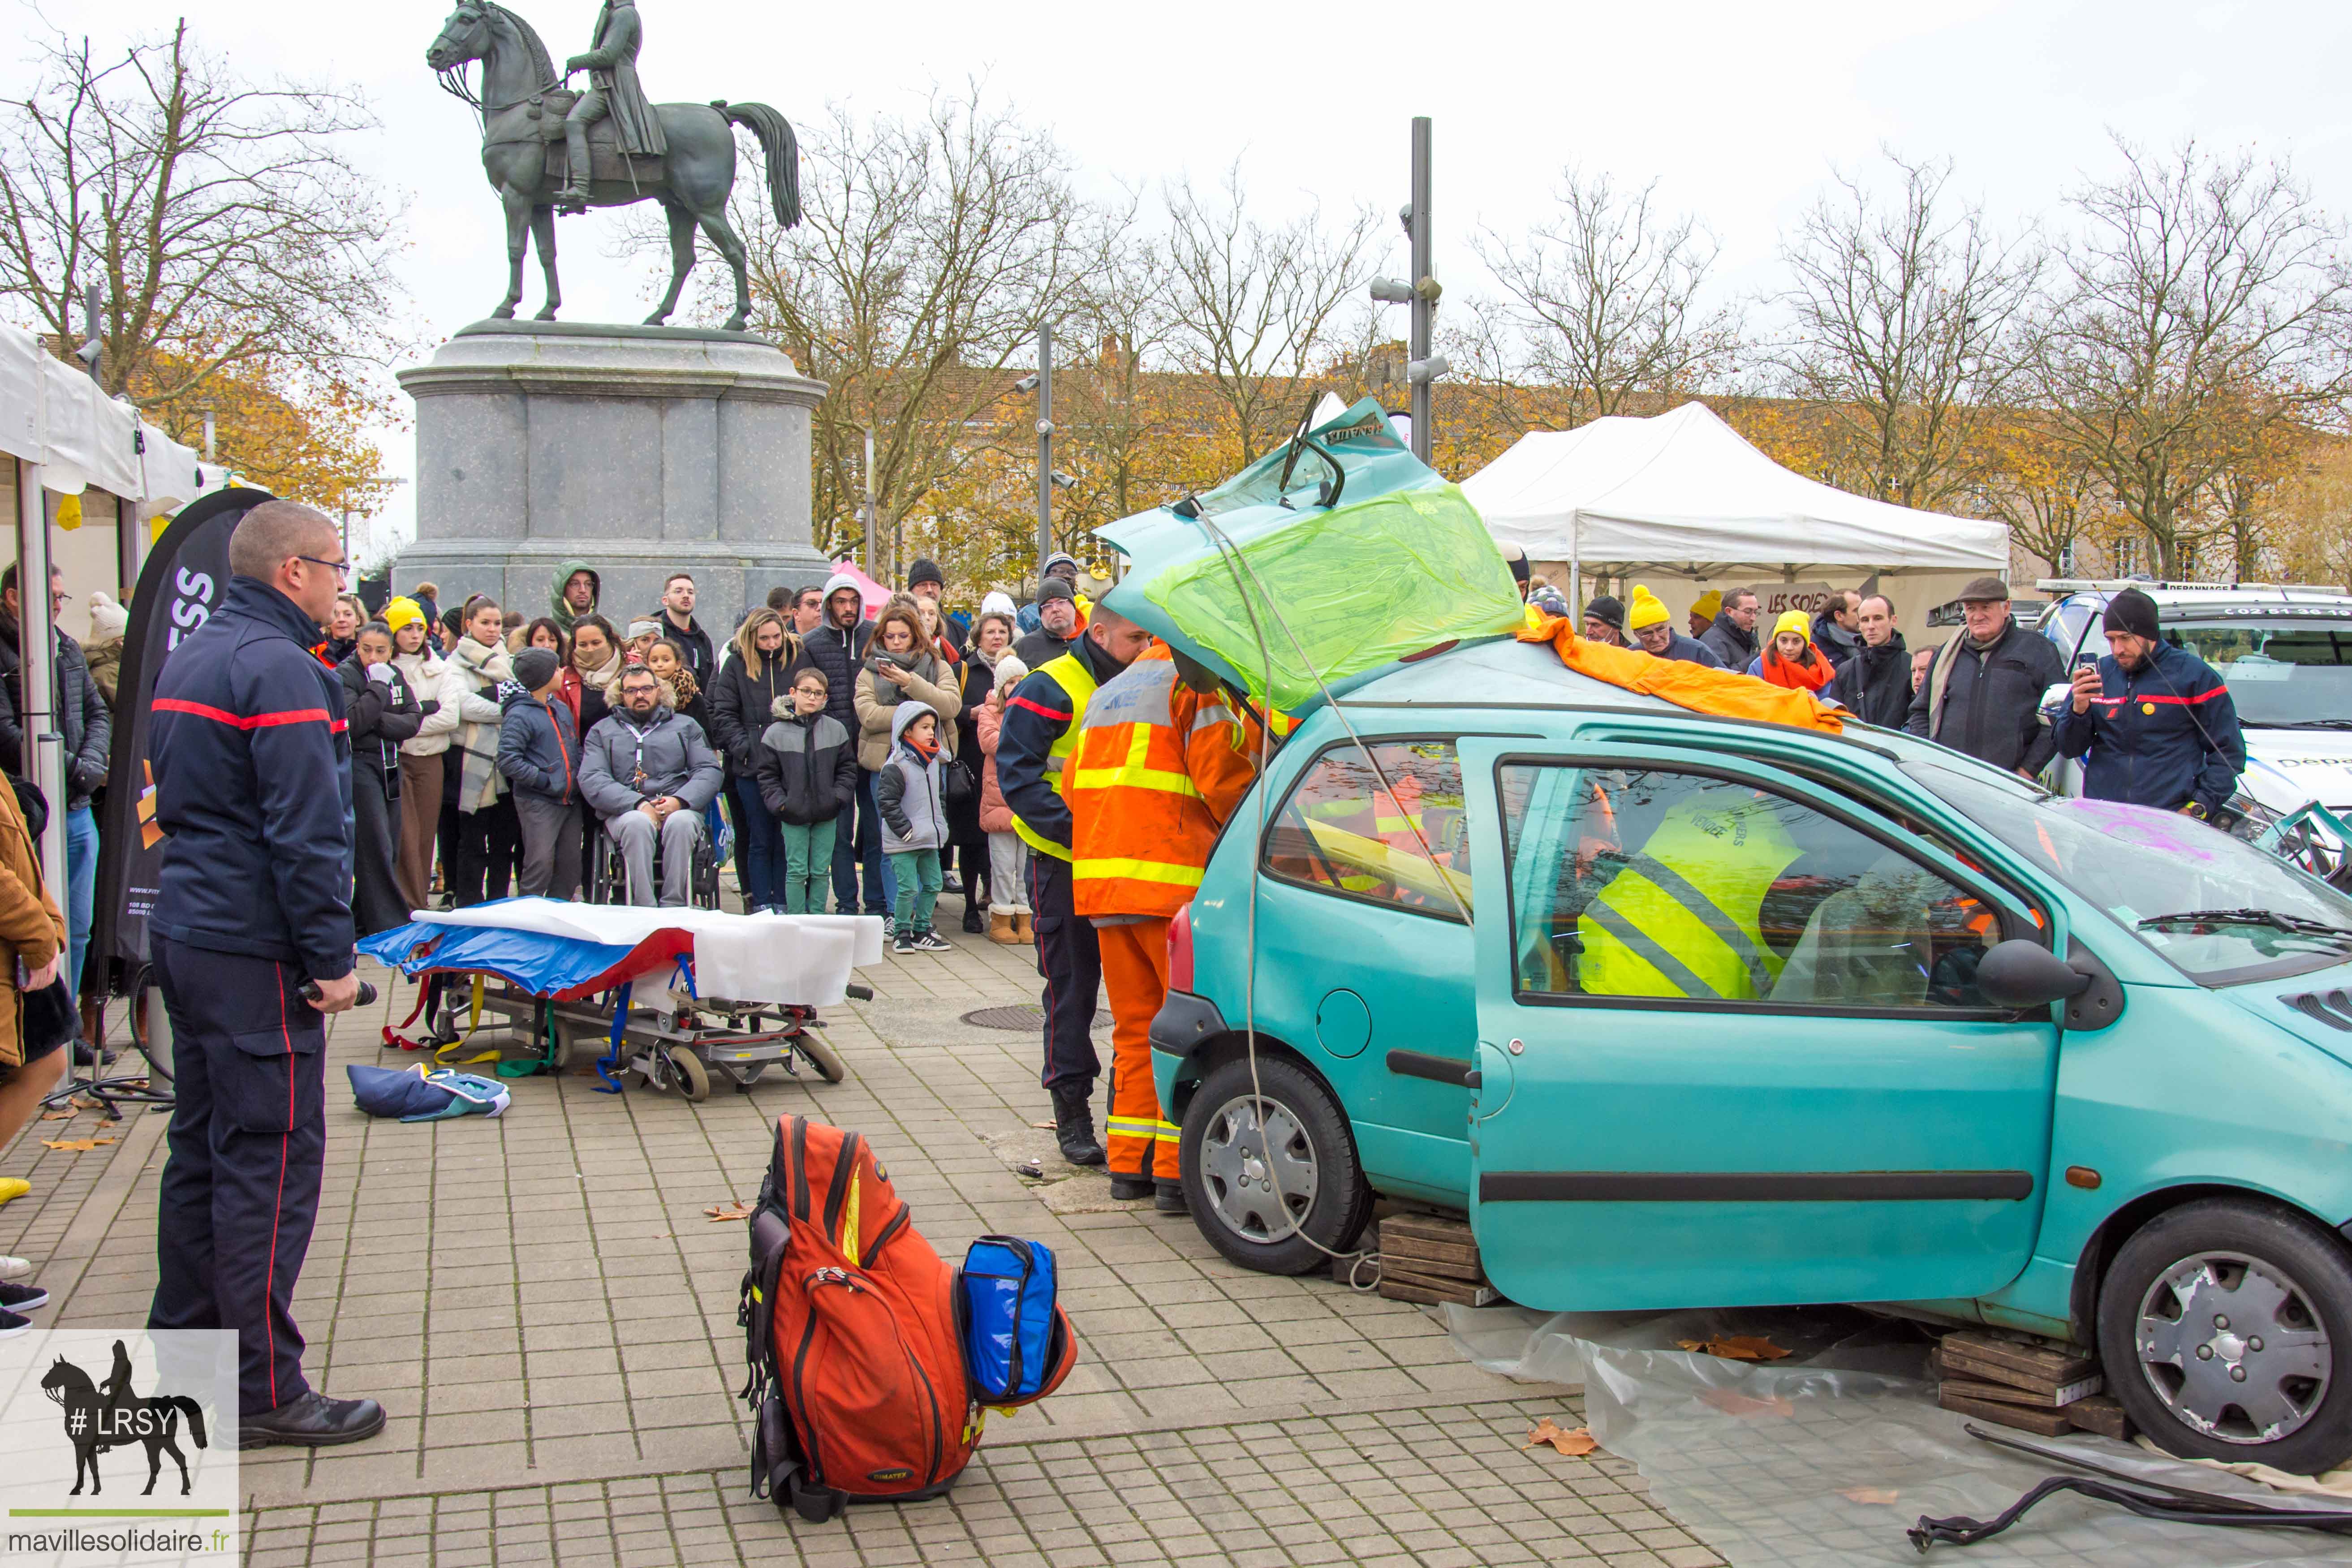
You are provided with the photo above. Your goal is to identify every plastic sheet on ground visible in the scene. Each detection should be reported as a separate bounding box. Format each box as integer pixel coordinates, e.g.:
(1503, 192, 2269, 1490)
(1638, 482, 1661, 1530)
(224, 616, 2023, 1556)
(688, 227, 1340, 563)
(1445, 1303, 2352, 1567)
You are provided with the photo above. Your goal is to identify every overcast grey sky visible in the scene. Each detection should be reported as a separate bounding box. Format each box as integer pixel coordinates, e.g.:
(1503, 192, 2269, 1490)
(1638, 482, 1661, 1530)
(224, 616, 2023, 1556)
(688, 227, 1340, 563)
(15, 0, 2352, 555)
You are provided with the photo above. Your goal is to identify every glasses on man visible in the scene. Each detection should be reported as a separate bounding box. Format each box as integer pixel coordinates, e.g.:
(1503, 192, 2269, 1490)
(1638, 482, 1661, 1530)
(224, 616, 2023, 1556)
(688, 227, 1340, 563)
(295, 554, 354, 580)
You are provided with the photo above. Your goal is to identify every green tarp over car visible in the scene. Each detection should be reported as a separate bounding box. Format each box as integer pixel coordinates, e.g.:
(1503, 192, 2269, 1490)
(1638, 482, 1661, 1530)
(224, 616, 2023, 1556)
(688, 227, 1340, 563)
(1095, 398, 1525, 715)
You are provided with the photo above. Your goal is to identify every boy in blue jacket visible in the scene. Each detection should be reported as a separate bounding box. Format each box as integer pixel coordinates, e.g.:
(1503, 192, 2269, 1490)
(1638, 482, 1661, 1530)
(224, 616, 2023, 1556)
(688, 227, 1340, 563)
(875, 701, 951, 954)
(497, 647, 582, 898)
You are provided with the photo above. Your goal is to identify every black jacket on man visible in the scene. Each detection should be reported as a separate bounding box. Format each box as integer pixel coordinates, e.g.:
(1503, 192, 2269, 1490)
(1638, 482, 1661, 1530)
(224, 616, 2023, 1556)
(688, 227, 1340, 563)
(1838, 633, 1913, 729)
(1699, 614, 1756, 672)
(149, 576, 353, 978)
(1903, 619, 2066, 775)
(0, 610, 111, 810)
(1810, 608, 1861, 672)
(798, 617, 872, 739)
(662, 612, 718, 691)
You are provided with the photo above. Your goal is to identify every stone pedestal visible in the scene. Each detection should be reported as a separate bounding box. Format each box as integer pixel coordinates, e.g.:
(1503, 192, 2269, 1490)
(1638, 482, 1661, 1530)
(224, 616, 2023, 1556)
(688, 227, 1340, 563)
(393, 321, 831, 624)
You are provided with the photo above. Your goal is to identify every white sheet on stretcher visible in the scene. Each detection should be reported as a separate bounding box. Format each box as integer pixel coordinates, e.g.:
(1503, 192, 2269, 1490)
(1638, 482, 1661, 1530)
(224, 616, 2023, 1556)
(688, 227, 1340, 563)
(410, 900, 886, 1006)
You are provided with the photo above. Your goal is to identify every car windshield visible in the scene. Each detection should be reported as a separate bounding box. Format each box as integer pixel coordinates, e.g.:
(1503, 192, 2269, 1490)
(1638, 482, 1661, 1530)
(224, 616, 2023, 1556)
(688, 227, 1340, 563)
(1905, 758, 2352, 986)
(2158, 618, 2352, 729)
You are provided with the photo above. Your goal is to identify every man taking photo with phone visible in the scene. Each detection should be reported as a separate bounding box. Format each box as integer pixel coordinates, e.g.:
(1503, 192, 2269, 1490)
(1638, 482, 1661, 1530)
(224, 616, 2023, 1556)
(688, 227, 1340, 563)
(2053, 586, 2246, 818)
(146, 499, 383, 1450)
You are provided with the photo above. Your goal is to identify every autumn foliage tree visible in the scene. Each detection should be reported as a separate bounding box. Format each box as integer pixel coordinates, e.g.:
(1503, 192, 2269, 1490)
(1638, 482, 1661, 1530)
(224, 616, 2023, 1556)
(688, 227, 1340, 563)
(0, 22, 403, 512)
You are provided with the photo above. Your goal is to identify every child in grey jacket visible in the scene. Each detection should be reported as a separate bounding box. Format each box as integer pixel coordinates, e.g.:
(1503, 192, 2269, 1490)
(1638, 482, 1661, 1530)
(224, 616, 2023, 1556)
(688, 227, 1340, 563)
(874, 700, 950, 953)
(496, 647, 582, 899)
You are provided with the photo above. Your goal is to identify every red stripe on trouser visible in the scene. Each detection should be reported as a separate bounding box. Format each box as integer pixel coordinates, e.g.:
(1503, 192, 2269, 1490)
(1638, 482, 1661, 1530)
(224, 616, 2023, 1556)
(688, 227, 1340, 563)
(267, 964, 291, 1411)
(1099, 918, 1179, 1180)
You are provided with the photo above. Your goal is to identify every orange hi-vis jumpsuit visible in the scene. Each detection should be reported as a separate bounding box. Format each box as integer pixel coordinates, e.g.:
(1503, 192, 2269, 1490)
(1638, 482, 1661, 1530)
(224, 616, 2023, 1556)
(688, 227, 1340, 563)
(1066, 645, 1260, 1182)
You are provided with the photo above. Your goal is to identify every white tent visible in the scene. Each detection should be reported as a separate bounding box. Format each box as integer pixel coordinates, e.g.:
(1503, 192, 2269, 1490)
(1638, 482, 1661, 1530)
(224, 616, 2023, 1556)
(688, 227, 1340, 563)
(0, 323, 211, 889)
(1461, 401, 2009, 585)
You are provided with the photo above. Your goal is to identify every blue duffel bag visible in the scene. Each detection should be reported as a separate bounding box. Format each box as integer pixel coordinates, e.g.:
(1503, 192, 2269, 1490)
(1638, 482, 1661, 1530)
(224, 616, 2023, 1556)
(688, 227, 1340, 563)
(957, 1235, 1075, 1405)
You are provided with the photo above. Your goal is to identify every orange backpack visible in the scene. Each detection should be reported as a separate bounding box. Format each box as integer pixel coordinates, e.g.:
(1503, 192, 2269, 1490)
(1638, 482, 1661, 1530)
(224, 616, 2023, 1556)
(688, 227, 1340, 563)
(739, 1115, 1072, 1522)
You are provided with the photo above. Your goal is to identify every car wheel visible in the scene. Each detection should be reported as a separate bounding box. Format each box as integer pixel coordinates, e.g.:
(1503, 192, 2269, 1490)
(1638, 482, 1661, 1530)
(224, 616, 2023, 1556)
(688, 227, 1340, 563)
(1179, 1054, 1371, 1276)
(2097, 1197, 2352, 1473)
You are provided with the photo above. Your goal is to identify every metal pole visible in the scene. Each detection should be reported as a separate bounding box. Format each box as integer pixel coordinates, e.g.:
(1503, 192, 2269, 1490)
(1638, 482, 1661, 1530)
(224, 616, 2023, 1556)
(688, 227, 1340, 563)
(15, 461, 65, 900)
(202, 409, 215, 464)
(862, 427, 876, 580)
(1035, 322, 1055, 576)
(1409, 117, 1433, 466)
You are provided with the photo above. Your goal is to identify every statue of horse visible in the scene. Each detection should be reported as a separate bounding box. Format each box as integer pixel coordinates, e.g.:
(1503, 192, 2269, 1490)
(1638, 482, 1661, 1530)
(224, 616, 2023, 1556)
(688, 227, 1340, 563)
(40, 1354, 209, 1497)
(424, 0, 799, 331)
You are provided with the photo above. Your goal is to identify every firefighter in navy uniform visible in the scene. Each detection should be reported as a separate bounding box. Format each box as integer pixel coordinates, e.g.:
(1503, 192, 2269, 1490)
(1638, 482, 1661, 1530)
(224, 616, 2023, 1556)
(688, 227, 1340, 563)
(994, 603, 1152, 1167)
(2053, 586, 2247, 817)
(146, 500, 384, 1449)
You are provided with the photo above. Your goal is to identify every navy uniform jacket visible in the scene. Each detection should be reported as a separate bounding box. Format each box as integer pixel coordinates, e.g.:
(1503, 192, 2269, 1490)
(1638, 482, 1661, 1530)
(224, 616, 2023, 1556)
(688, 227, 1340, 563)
(150, 576, 355, 981)
(2051, 641, 2245, 815)
(996, 632, 1127, 853)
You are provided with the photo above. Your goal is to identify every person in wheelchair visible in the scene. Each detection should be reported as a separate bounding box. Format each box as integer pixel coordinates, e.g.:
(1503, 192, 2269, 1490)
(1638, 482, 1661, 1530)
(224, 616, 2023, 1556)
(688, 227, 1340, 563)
(578, 666, 724, 907)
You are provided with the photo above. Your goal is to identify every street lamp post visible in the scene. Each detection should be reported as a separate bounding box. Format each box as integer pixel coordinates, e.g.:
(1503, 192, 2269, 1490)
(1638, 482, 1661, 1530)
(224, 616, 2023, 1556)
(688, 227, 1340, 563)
(1368, 118, 1446, 464)
(1034, 322, 1054, 577)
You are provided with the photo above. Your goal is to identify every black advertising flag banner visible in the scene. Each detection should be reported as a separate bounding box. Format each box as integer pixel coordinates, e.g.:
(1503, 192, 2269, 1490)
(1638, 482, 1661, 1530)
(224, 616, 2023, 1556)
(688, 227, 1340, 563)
(95, 487, 276, 974)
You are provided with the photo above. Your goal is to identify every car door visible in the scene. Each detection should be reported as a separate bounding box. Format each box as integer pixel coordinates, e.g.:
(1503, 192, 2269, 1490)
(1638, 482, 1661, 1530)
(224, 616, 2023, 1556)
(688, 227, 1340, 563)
(1456, 737, 2060, 1312)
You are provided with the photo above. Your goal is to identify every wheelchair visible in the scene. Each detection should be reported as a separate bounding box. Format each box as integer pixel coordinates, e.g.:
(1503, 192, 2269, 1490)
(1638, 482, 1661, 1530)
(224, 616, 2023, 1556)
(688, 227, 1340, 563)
(587, 809, 724, 909)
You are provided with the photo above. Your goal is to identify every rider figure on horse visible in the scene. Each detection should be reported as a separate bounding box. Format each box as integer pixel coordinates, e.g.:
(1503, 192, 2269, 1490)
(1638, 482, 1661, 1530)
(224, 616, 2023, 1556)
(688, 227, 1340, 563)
(559, 0, 665, 213)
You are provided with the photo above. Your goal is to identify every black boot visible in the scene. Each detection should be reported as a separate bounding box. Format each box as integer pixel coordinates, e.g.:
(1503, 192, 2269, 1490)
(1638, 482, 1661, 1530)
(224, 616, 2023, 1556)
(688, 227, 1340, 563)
(1108, 1173, 1154, 1201)
(239, 1390, 387, 1450)
(1050, 1085, 1105, 1167)
(1154, 1179, 1189, 1214)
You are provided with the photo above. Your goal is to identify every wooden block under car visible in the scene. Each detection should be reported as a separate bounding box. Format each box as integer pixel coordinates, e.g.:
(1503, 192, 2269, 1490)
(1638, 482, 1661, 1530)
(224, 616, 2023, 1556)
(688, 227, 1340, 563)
(1938, 1385, 2076, 1437)
(2065, 1393, 2133, 1442)
(1933, 1346, 2103, 1407)
(1378, 1263, 1500, 1308)
(1938, 1331, 2098, 1392)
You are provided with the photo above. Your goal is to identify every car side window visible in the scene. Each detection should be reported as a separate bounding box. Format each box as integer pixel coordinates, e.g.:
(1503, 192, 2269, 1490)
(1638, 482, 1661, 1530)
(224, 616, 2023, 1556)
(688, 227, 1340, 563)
(1499, 764, 1996, 1009)
(1261, 741, 1472, 920)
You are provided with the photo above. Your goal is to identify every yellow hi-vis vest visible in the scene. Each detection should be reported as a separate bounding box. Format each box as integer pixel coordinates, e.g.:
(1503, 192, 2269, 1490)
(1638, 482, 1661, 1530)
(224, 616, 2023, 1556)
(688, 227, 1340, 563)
(1576, 791, 1800, 1000)
(1010, 651, 1100, 862)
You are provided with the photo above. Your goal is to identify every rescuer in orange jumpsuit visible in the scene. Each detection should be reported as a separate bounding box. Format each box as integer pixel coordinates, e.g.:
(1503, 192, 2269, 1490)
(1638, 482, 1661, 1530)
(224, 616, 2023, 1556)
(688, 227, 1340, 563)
(1064, 643, 1261, 1211)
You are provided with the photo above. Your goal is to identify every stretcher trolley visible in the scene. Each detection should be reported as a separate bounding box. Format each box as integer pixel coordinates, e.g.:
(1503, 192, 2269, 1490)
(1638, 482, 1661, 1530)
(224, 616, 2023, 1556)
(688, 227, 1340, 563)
(359, 899, 886, 1102)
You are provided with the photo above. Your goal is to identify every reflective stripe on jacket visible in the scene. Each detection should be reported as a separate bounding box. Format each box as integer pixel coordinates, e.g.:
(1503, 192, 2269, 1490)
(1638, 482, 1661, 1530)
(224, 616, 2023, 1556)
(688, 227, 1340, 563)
(1067, 645, 1258, 918)
(1005, 651, 1101, 861)
(1576, 790, 1799, 1000)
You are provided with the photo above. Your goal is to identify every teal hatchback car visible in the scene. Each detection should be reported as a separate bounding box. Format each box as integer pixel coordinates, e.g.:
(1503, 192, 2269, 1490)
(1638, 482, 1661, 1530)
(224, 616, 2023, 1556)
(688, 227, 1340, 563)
(1150, 634, 2352, 1474)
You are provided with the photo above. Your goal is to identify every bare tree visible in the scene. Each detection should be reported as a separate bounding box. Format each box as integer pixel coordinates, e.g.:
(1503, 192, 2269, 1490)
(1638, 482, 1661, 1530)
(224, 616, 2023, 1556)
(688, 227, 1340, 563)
(1160, 167, 1374, 464)
(1777, 151, 2040, 509)
(2030, 138, 2352, 577)
(1470, 168, 1742, 426)
(0, 22, 402, 411)
(713, 86, 1103, 563)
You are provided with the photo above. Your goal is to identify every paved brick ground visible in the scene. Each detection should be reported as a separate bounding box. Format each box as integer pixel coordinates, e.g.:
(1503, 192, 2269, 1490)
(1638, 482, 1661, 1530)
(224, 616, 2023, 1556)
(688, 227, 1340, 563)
(8, 898, 1719, 1568)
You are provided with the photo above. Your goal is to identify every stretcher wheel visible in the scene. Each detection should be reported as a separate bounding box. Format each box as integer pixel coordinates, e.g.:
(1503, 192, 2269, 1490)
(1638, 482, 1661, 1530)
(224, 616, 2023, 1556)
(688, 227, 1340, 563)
(669, 1048, 710, 1102)
(795, 1033, 846, 1085)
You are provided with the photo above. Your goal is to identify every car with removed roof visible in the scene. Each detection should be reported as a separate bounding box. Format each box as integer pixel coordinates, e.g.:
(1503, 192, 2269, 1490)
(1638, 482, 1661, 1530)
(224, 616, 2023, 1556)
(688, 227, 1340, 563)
(1145, 632, 2352, 1475)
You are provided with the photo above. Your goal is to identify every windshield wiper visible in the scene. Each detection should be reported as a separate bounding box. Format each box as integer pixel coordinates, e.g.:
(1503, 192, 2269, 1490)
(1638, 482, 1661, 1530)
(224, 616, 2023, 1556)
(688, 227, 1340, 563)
(2137, 908, 2352, 939)
(2258, 719, 2352, 730)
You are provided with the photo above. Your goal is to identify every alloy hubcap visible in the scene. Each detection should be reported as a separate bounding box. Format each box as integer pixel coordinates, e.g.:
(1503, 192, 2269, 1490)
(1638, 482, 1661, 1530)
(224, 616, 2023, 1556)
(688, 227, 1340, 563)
(1200, 1094, 1318, 1245)
(2136, 1250, 2331, 1444)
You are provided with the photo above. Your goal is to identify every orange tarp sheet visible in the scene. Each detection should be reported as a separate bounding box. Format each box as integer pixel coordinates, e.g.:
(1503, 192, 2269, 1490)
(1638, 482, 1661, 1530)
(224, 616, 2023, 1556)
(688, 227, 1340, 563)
(1515, 616, 1847, 736)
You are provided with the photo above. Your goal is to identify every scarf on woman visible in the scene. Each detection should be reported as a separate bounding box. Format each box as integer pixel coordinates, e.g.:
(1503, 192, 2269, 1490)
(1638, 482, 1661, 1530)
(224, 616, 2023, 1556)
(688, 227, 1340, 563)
(1761, 641, 1835, 693)
(449, 635, 513, 811)
(865, 645, 934, 708)
(576, 646, 622, 692)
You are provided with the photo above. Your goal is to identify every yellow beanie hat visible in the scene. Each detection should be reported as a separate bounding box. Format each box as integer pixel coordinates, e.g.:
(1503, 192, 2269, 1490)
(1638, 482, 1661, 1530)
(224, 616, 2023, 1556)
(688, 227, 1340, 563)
(1773, 608, 1812, 644)
(1692, 590, 1723, 620)
(383, 596, 425, 634)
(1626, 585, 1670, 632)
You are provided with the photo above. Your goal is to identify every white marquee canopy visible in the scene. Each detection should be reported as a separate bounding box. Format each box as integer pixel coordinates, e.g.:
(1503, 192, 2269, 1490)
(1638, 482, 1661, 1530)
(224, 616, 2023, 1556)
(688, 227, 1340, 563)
(1460, 401, 2009, 577)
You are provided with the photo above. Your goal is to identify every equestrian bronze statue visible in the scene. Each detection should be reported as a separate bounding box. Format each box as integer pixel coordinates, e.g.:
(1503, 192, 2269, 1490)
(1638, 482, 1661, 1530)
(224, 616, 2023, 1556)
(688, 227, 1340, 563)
(426, 0, 799, 331)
